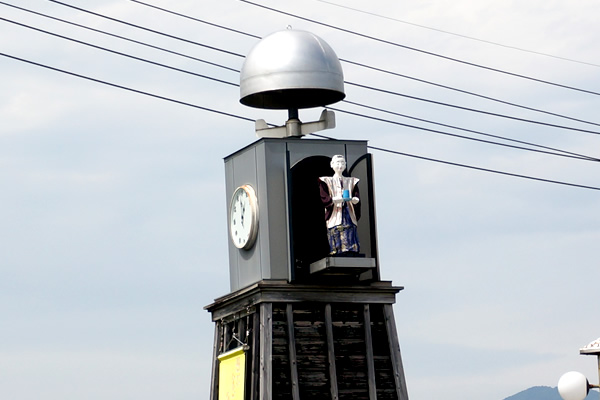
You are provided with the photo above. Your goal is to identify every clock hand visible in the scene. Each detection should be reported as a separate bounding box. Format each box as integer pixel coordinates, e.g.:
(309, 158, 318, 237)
(240, 200, 245, 227)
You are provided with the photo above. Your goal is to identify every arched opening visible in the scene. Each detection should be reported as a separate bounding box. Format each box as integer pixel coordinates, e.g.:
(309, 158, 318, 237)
(289, 155, 333, 280)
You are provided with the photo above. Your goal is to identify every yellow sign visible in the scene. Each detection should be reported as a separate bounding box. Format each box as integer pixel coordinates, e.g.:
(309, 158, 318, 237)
(218, 346, 246, 400)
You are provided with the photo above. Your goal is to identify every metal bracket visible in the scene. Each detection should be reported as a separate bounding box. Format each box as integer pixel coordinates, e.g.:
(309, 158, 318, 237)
(255, 109, 336, 138)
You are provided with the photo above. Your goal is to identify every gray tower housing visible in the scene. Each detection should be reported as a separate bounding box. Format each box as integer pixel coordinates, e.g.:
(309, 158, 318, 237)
(224, 137, 380, 292)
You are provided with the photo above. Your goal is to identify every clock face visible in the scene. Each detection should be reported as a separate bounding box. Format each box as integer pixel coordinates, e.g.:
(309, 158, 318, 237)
(229, 185, 259, 250)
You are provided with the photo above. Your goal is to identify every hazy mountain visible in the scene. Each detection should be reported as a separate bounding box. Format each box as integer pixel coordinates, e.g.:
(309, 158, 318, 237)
(504, 386, 597, 400)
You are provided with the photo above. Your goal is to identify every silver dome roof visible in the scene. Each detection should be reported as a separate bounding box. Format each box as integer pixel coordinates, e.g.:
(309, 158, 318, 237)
(240, 30, 345, 110)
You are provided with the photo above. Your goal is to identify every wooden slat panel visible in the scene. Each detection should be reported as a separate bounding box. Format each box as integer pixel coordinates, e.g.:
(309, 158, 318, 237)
(363, 305, 377, 400)
(383, 305, 409, 400)
(369, 304, 397, 400)
(293, 305, 329, 398)
(250, 312, 260, 400)
(331, 304, 368, 399)
(272, 304, 292, 399)
(286, 304, 301, 400)
(324, 303, 339, 400)
(260, 303, 273, 400)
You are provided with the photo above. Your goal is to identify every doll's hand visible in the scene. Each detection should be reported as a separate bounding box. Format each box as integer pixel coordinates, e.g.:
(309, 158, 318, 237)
(333, 196, 344, 205)
(351, 197, 359, 204)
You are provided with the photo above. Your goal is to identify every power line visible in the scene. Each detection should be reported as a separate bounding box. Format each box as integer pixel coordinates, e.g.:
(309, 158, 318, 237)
(310, 134, 600, 191)
(328, 105, 599, 161)
(44, 0, 600, 130)
(1, 3, 597, 192)
(340, 58, 600, 128)
(7, 1, 600, 158)
(47, 0, 246, 58)
(0, 1, 240, 73)
(5, 8, 598, 161)
(7, 2, 600, 166)
(239, 0, 600, 97)
(12, 4, 600, 139)
(8, 9, 596, 161)
(316, 0, 600, 69)
(129, 0, 261, 40)
(0, 52, 253, 123)
(125, 1, 600, 129)
(346, 81, 600, 136)
(0, 16, 239, 88)
(342, 100, 600, 161)
(367, 144, 600, 191)
(3, 50, 599, 192)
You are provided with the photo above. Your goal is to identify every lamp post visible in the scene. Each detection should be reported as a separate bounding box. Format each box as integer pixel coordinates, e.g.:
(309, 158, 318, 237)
(558, 337, 600, 400)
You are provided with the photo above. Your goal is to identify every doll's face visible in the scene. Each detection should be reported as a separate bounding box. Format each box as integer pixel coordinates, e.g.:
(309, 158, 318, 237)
(331, 155, 346, 174)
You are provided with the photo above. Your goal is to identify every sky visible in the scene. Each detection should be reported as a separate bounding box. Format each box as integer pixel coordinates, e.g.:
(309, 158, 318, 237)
(1, 0, 600, 399)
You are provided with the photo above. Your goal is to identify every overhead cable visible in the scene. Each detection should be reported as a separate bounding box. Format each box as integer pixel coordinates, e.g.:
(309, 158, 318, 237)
(0, 16, 239, 87)
(341, 59, 600, 128)
(0, 52, 252, 123)
(47, 0, 245, 58)
(346, 81, 600, 136)
(239, 0, 600, 97)
(328, 105, 599, 161)
(4, 11, 598, 160)
(129, 0, 261, 39)
(44, 0, 600, 129)
(310, 134, 600, 191)
(3, 50, 599, 191)
(0, 1, 240, 72)
(126, 0, 600, 128)
(342, 100, 600, 161)
(367, 144, 600, 191)
(316, 0, 600, 68)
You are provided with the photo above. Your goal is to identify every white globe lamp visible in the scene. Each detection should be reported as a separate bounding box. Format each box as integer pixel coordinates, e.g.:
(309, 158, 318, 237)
(558, 371, 590, 400)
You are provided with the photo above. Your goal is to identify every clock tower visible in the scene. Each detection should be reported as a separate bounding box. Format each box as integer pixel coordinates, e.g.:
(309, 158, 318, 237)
(206, 30, 409, 400)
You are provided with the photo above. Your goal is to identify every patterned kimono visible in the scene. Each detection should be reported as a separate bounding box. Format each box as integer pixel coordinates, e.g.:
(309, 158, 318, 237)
(319, 176, 361, 255)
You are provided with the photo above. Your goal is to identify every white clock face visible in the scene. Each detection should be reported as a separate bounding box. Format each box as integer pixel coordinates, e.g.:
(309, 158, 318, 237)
(229, 185, 258, 250)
